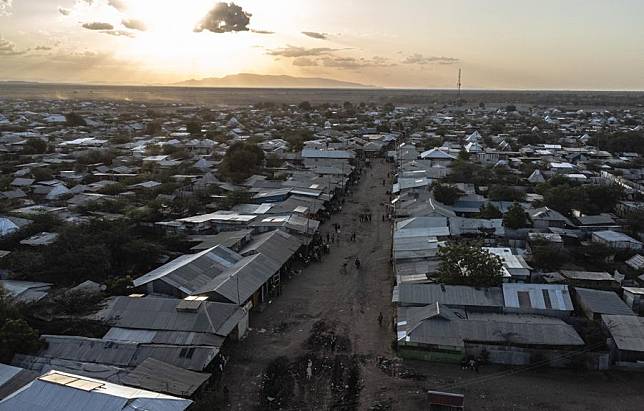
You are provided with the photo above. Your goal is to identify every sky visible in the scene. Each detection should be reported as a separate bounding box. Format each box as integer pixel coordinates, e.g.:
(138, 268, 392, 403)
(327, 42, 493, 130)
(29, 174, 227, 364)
(1, 0, 644, 89)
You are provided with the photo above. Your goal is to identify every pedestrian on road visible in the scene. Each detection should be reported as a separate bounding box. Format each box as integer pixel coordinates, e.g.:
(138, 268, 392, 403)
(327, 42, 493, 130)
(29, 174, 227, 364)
(355, 257, 361, 269)
(378, 312, 383, 327)
(341, 262, 348, 274)
(326, 233, 330, 243)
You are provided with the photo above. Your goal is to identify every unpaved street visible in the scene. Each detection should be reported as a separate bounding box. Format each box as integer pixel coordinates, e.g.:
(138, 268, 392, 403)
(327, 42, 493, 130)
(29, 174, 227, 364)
(218, 159, 395, 410)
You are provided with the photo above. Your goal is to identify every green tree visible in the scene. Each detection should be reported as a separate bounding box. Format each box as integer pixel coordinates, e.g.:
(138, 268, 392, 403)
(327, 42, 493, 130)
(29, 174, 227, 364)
(438, 241, 503, 287)
(65, 112, 87, 127)
(503, 203, 530, 229)
(219, 142, 265, 183)
(530, 240, 569, 271)
(186, 120, 202, 135)
(432, 184, 462, 205)
(145, 120, 163, 136)
(488, 185, 526, 202)
(478, 203, 502, 219)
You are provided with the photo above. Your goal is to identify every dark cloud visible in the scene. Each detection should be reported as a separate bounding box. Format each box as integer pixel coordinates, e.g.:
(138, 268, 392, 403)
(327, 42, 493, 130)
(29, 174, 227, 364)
(251, 29, 274, 35)
(82, 22, 115, 30)
(0, 37, 25, 56)
(108, 0, 127, 12)
(267, 45, 339, 58)
(402, 54, 459, 65)
(58, 7, 71, 16)
(302, 31, 328, 40)
(101, 30, 135, 38)
(122, 18, 146, 31)
(194, 2, 251, 34)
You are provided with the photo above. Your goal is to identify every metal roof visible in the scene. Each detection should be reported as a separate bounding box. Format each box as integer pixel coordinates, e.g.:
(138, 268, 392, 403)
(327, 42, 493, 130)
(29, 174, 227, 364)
(601, 315, 644, 352)
(133, 246, 242, 294)
(121, 358, 210, 398)
(503, 283, 573, 311)
(239, 229, 301, 267)
(95, 296, 242, 338)
(400, 308, 584, 348)
(575, 288, 635, 316)
(395, 284, 504, 308)
(37, 335, 218, 372)
(0, 370, 191, 411)
(194, 253, 281, 304)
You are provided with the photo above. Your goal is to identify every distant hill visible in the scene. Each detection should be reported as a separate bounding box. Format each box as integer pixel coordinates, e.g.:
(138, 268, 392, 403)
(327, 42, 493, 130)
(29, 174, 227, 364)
(173, 73, 376, 89)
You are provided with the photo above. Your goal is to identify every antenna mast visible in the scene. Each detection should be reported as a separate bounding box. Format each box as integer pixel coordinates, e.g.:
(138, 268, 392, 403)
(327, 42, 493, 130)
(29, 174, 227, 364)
(457, 68, 462, 99)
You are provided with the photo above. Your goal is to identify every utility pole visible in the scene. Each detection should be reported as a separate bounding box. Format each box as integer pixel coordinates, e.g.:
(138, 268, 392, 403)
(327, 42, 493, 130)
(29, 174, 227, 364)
(457, 68, 462, 101)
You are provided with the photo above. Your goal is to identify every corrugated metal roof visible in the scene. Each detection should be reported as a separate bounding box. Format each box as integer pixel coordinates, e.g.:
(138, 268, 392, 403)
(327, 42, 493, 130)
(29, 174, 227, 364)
(37, 335, 218, 372)
(503, 284, 573, 311)
(121, 358, 210, 398)
(95, 296, 242, 338)
(133, 246, 242, 294)
(396, 284, 504, 308)
(575, 288, 635, 316)
(0, 370, 192, 411)
(239, 229, 301, 267)
(601, 315, 644, 352)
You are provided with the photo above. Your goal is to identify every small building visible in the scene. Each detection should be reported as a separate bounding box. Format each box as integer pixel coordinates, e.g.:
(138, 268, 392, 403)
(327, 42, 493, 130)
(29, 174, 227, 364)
(556, 270, 620, 291)
(502, 283, 573, 317)
(601, 315, 644, 364)
(573, 288, 635, 320)
(622, 287, 644, 315)
(592, 230, 643, 251)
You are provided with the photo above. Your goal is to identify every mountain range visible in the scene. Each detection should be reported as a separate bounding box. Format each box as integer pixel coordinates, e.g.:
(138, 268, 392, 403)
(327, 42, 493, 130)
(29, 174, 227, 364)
(173, 73, 376, 89)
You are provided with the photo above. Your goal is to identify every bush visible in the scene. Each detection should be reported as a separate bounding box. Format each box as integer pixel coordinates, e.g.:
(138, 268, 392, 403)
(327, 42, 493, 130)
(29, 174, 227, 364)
(438, 241, 503, 287)
(219, 142, 265, 183)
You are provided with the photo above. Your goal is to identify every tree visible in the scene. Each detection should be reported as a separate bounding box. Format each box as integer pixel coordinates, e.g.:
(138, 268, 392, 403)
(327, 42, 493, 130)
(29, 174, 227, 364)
(65, 112, 87, 127)
(478, 203, 502, 219)
(298, 101, 312, 111)
(219, 142, 265, 183)
(438, 241, 503, 287)
(458, 149, 470, 161)
(383, 102, 395, 113)
(0, 287, 43, 362)
(488, 185, 525, 202)
(22, 138, 48, 154)
(503, 203, 530, 229)
(145, 120, 163, 136)
(186, 120, 202, 135)
(530, 240, 569, 271)
(432, 184, 462, 205)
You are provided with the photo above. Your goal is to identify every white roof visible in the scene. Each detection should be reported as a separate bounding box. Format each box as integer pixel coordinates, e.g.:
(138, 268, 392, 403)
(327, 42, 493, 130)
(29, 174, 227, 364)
(0, 370, 191, 411)
(503, 283, 574, 311)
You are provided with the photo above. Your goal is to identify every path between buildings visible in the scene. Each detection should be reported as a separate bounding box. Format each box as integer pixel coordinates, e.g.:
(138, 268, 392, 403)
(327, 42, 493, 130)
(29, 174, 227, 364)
(219, 158, 396, 410)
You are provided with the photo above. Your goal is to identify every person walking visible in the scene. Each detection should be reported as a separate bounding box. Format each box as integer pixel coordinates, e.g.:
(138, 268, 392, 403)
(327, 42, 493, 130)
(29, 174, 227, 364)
(377, 312, 383, 327)
(355, 257, 361, 270)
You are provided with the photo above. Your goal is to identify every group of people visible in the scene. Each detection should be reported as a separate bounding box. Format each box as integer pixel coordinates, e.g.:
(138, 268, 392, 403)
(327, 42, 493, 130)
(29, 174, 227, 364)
(359, 213, 372, 223)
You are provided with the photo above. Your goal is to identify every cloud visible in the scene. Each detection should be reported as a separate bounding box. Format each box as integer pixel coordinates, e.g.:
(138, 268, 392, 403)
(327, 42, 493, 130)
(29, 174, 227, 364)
(293, 57, 319, 67)
(58, 7, 72, 16)
(82, 22, 115, 30)
(402, 53, 459, 65)
(0, 0, 12, 16)
(101, 29, 135, 38)
(0, 37, 25, 56)
(108, 0, 127, 12)
(34, 45, 53, 51)
(194, 2, 251, 34)
(267, 45, 339, 58)
(318, 56, 395, 70)
(251, 29, 274, 35)
(122, 18, 146, 31)
(302, 31, 328, 40)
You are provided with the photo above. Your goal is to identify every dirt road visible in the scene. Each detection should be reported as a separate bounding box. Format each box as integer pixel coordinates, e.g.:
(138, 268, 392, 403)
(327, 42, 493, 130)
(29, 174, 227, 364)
(213, 158, 644, 411)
